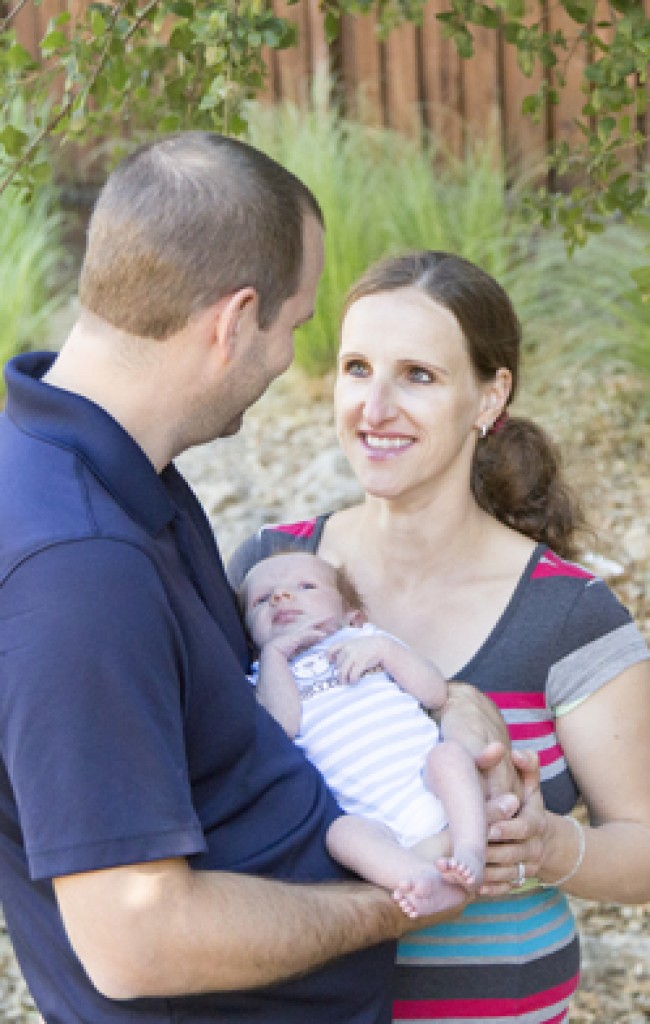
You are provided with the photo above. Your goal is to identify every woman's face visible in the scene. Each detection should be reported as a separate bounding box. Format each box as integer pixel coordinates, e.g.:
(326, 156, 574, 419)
(335, 286, 499, 506)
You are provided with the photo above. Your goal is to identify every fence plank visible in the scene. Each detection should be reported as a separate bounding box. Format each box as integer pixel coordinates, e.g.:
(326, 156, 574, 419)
(462, 22, 500, 145)
(338, 11, 384, 126)
(501, 2, 546, 178)
(548, 0, 587, 185)
(270, 0, 313, 104)
(384, 20, 420, 137)
(420, 0, 464, 156)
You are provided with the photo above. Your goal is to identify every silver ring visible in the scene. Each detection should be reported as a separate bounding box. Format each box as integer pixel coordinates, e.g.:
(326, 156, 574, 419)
(515, 862, 526, 888)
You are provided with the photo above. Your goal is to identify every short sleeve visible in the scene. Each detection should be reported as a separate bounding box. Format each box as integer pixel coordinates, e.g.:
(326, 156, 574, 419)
(546, 578, 649, 711)
(228, 525, 314, 590)
(0, 539, 206, 881)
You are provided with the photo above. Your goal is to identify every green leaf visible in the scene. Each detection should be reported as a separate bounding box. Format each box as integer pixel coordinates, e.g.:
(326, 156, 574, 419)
(324, 11, 340, 43)
(171, 0, 195, 16)
(109, 57, 128, 90)
(6, 42, 37, 72)
(40, 30, 68, 54)
(562, 0, 596, 25)
(0, 125, 28, 157)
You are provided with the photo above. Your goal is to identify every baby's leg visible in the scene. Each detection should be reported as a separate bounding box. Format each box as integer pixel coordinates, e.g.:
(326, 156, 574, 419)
(326, 815, 466, 919)
(424, 739, 487, 891)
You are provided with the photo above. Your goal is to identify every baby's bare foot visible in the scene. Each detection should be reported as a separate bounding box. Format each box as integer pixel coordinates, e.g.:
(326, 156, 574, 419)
(392, 872, 465, 919)
(437, 847, 484, 892)
(437, 857, 476, 891)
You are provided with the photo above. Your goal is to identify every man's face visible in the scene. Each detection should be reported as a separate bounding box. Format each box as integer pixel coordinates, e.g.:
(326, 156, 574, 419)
(219, 214, 325, 437)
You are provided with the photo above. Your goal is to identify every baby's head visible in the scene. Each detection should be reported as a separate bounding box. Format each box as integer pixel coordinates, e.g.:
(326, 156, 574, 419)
(240, 551, 363, 648)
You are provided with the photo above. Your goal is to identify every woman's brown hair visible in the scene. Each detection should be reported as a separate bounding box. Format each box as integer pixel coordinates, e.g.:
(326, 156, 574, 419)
(343, 251, 584, 558)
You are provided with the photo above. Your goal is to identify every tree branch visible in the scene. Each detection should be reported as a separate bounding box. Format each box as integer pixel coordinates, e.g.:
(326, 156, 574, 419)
(1, 0, 31, 36)
(0, 0, 161, 196)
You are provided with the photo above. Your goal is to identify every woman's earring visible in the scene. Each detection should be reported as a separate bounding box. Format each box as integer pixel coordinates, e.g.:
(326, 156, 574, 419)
(480, 424, 488, 439)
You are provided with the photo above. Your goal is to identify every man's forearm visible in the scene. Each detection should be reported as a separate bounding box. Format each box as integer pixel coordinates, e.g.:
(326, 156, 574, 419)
(55, 858, 458, 1001)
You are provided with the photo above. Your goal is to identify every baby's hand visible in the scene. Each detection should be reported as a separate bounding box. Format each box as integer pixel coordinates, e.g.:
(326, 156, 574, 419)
(267, 623, 331, 661)
(329, 635, 390, 684)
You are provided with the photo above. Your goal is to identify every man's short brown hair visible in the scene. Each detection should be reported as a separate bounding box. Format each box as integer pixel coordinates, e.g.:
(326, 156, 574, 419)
(79, 132, 323, 338)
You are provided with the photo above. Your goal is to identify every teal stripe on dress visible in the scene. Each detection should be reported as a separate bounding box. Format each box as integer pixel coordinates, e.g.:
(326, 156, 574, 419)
(397, 915, 575, 960)
(397, 891, 574, 963)
(403, 901, 569, 941)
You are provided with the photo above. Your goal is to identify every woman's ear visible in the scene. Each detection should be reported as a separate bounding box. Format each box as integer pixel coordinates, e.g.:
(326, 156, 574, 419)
(475, 367, 512, 432)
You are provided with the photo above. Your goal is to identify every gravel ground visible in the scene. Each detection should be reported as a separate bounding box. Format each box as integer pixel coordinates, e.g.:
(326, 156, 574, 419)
(1, 358, 648, 1022)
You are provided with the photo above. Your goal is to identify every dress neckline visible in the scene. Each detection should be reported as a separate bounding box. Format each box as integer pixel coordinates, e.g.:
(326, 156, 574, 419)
(310, 513, 546, 681)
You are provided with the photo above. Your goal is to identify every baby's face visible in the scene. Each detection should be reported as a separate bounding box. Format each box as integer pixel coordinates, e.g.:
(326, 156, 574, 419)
(244, 553, 345, 647)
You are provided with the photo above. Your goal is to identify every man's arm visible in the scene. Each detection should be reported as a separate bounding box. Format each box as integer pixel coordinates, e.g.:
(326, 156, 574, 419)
(53, 858, 465, 1000)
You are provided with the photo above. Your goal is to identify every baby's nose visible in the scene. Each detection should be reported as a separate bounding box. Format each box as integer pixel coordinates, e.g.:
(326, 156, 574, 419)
(270, 588, 292, 605)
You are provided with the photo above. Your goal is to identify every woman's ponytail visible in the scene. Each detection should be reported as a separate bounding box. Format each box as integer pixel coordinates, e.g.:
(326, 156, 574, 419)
(472, 415, 584, 559)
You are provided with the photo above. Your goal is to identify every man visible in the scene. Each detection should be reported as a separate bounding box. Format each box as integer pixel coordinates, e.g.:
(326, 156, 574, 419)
(0, 132, 531, 1023)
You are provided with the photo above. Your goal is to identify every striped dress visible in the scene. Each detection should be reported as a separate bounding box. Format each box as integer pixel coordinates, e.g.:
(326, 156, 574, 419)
(228, 519, 650, 1024)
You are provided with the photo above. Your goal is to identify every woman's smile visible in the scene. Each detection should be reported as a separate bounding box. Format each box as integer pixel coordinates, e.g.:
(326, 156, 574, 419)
(361, 432, 415, 455)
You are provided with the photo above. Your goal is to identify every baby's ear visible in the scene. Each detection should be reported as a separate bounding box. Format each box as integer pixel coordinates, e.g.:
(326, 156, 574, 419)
(344, 609, 366, 628)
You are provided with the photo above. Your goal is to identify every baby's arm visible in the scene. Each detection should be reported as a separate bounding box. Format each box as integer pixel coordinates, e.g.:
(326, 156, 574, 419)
(332, 633, 447, 710)
(256, 644, 303, 738)
(256, 624, 331, 738)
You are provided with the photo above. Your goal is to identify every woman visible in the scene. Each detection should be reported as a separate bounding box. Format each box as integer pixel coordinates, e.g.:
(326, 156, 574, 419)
(229, 251, 650, 1023)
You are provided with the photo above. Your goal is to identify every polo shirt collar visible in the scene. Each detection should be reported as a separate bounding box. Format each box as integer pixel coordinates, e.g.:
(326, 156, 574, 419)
(5, 352, 177, 535)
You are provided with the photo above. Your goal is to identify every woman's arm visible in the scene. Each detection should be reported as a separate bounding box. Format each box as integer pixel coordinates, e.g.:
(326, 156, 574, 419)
(480, 661, 650, 902)
(543, 659, 650, 902)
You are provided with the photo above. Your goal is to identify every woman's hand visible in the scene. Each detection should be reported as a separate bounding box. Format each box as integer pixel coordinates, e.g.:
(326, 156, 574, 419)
(480, 749, 547, 896)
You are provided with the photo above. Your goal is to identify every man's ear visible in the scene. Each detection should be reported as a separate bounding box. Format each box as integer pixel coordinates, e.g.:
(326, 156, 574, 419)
(209, 287, 259, 364)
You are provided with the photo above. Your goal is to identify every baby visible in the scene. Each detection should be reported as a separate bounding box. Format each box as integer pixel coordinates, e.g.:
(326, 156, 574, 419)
(240, 550, 488, 918)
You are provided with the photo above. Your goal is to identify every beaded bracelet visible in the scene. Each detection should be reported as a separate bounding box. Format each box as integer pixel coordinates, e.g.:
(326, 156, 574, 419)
(541, 815, 586, 888)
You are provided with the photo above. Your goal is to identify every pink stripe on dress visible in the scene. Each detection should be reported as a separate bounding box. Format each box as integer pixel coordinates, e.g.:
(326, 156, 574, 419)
(270, 519, 317, 538)
(393, 973, 578, 1019)
(532, 552, 593, 580)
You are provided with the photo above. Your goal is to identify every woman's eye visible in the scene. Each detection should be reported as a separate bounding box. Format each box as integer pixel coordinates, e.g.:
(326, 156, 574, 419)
(341, 358, 369, 377)
(408, 366, 434, 384)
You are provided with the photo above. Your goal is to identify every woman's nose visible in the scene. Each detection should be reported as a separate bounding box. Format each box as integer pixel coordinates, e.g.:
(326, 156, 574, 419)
(363, 380, 396, 425)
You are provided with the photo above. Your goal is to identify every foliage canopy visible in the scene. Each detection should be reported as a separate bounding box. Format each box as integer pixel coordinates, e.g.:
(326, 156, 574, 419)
(0, 0, 648, 293)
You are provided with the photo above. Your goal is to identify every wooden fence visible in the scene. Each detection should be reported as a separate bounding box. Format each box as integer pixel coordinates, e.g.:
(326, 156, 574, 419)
(9, 0, 650, 178)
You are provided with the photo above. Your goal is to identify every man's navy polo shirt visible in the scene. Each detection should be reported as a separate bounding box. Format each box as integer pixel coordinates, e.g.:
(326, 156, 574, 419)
(0, 352, 395, 1024)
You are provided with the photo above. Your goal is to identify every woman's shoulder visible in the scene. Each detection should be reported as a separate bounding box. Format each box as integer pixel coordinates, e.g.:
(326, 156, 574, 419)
(519, 545, 648, 658)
